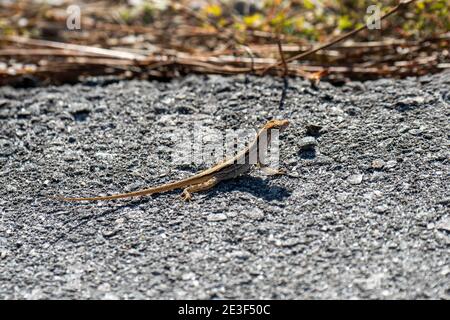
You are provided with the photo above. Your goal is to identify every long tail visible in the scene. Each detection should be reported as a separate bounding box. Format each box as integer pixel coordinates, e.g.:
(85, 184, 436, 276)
(55, 178, 193, 201)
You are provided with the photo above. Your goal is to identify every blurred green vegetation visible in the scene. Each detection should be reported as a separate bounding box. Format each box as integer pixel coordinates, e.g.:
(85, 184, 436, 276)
(155, 0, 448, 41)
(1, 0, 448, 41)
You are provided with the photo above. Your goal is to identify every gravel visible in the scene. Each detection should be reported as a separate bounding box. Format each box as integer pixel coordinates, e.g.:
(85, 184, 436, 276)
(0, 71, 449, 299)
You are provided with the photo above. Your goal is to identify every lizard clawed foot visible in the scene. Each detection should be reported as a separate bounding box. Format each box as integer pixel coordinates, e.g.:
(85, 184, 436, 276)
(180, 190, 193, 201)
(261, 167, 287, 176)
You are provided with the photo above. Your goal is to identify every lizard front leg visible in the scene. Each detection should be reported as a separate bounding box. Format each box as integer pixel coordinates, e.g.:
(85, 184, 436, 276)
(257, 162, 286, 176)
(260, 166, 286, 176)
(181, 177, 218, 201)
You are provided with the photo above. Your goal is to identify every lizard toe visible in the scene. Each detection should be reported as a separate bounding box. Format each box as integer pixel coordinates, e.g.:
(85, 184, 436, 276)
(181, 191, 192, 201)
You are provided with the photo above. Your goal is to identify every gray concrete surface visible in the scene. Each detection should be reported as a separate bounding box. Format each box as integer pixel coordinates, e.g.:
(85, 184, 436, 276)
(0, 72, 449, 299)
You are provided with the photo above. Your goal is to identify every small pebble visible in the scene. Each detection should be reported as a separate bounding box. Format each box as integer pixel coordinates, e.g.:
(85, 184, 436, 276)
(102, 293, 119, 300)
(288, 171, 300, 178)
(348, 174, 363, 185)
(243, 208, 264, 220)
(207, 213, 227, 222)
(6, 185, 17, 192)
(374, 205, 389, 214)
(437, 197, 450, 205)
(228, 251, 251, 260)
(181, 272, 195, 281)
(102, 228, 120, 238)
(336, 193, 349, 202)
(436, 217, 450, 232)
(371, 159, 385, 169)
(0, 250, 8, 259)
(406, 96, 425, 104)
(299, 136, 318, 151)
(385, 160, 397, 168)
(97, 283, 111, 292)
(226, 212, 238, 218)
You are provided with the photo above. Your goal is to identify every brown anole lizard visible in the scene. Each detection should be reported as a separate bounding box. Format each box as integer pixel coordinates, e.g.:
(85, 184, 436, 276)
(57, 119, 289, 201)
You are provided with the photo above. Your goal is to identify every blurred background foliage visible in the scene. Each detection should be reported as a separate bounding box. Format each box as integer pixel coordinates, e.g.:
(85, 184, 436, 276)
(0, 0, 448, 84)
(1, 0, 448, 42)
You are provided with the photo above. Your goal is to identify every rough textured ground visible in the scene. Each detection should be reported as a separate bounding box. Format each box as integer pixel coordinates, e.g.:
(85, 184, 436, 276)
(0, 72, 449, 299)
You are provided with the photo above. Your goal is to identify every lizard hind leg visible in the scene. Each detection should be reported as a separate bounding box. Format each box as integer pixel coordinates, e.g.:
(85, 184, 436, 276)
(180, 177, 218, 201)
(260, 166, 287, 176)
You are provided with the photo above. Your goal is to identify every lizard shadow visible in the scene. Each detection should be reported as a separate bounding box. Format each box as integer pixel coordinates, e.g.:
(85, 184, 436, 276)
(204, 175, 291, 202)
(48, 175, 290, 245)
(48, 200, 140, 246)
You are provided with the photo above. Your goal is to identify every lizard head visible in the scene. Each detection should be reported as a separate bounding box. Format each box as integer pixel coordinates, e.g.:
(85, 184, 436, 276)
(263, 119, 290, 132)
